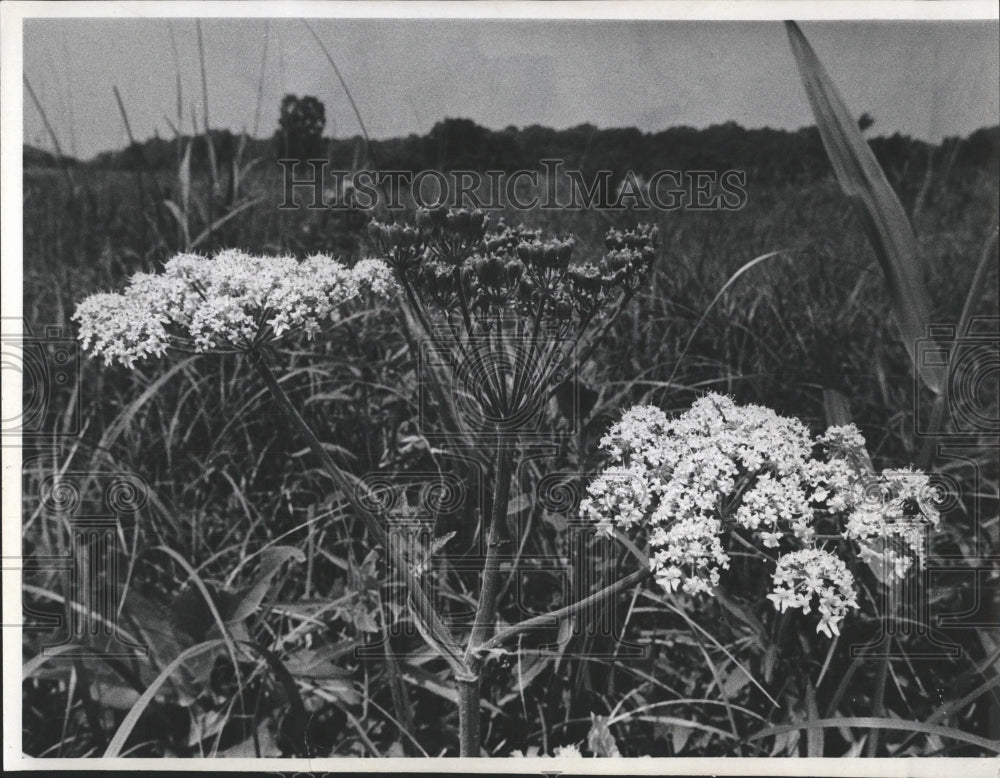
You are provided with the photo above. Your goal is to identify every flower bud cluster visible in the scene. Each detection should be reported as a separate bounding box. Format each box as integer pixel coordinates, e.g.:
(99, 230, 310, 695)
(367, 208, 659, 428)
(74, 250, 395, 367)
(580, 394, 941, 637)
(368, 210, 658, 330)
(417, 205, 490, 241)
(367, 221, 424, 273)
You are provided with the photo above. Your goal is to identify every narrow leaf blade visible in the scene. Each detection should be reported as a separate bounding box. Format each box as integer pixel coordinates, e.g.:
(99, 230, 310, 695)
(785, 21, 944, 394)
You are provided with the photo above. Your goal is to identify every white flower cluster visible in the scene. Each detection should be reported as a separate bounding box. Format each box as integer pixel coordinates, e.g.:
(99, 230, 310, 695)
(767, 548, 859, 637)
(73, 291, 173, 367)
(844, 467, 941, 579)
(580, 465, 651, 538)
(583, 394, 816, 595)
(74, 251, 396, 367)
(809, 428, 941, 580)
(581, 394, 941, 637)
(649, 515, 728, 596)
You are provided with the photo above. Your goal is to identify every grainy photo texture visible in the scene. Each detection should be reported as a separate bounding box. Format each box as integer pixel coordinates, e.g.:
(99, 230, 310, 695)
(5, 3, 999, 770)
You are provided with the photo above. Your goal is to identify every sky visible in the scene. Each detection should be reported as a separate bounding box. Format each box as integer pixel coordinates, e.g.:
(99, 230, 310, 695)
(22, 17, 1000, 160)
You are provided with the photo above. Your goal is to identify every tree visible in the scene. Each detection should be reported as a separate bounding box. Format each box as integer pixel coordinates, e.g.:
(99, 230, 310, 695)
(275, 94, 326, 160)
(425, 118, 487, 169)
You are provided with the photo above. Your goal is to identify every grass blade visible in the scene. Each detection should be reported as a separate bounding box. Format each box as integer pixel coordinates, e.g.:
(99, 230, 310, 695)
(195, 20, 217, 188)
(822, 387, 852, 426)
(804, 679, 824, 757)
(301, 19, 381, 177)
(163, 201, 191, 250)
(785, 21, 944, 394)
(666, 250, 791, 387)
(179, 138, 192, 221)
(23, 74, 75, 190)
(23, 643, 86, 679)
(749, 716, 1000, 754)
(252, 20, 270, 139)
(103, 639, 227, 756)
(190, 197, 264, 250)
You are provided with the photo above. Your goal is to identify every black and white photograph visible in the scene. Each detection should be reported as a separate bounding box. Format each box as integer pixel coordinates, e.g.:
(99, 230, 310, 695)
(3, 1, 999, 772)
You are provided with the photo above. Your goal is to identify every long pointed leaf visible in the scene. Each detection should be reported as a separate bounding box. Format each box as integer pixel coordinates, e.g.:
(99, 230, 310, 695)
(785, 21, 944, 394)
(190, 197, 263, 250)
(228, 545, 305, 623)
(104, 639, 227, 756)
(749, 716, 1000, 754)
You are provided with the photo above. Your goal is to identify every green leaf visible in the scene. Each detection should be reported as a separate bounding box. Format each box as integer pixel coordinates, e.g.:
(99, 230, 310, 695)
(90, 679, 141, 711)
(785, 21, 944, 394)
(228, 545, 305, 623)
(400, 662, 458, 704)
(720, 665, 752, 699)
(506, 492, 531, 516)
(283, 645, 354, 680)
(187, 706, 228, 747)
(216, 720, 281, 757)
(104, 639, 228, 757)
(670, 723, 693, 754)
(750, 716, 1000, 754)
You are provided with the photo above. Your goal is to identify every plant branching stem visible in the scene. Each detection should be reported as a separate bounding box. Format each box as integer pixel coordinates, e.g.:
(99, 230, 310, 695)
(250, 350, 385, 545)
(454, 442, 516, 756)
(253, 352, 653, 757)
(480, 566, 653, 654)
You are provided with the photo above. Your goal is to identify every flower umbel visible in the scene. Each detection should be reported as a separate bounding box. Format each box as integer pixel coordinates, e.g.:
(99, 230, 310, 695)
(581, 395, 941, 636)
(73, 251, 395, 366)
(767, 548, 859, 637)
(809, 426, 942, 580)
(368, 208, 657, 432)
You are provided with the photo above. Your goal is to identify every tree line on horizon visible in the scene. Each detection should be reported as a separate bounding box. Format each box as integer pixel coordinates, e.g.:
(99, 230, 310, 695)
(24, 93, 1000, 187)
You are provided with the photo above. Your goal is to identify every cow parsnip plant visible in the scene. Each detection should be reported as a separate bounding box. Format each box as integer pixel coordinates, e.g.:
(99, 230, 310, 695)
(74, 207, 940, 757)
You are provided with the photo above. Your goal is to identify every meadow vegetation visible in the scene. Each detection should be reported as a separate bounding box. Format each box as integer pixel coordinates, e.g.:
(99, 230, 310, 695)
(19, 37, 999, 758)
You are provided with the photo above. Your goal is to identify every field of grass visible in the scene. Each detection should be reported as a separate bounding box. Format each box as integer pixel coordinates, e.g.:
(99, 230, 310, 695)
(19, 111, 999, 759)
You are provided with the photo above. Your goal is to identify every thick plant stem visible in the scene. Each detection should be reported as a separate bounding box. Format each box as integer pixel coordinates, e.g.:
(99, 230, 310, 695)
(866, 641, 890, 756)
(456, 443, 515, 757)
(457, 677, 482, 757)
(467, 444, 515, 661)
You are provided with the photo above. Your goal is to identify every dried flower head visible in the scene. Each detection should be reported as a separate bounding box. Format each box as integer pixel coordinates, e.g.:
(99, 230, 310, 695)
(74, 250, 395, 367)
(368, 208, 658, 432)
